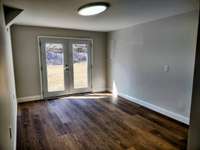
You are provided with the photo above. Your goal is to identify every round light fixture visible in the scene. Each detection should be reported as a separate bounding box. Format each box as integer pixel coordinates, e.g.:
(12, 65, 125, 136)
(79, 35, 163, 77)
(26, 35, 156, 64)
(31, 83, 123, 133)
(78, 2, 110, 16)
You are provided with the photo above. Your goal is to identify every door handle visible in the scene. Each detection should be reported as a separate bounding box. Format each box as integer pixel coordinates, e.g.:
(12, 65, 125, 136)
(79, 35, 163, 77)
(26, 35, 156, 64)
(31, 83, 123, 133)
(64, 65, 69, 71)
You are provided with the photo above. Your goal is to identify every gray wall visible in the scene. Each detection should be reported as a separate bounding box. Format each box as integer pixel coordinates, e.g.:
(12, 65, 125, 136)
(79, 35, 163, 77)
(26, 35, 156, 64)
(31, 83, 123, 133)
(0, 1, 17, 150)
(107, 11, 198, 123)
(11, 25, 107, 98)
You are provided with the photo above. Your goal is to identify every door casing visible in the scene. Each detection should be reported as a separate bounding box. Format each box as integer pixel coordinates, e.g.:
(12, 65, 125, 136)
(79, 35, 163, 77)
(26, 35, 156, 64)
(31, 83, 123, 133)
(38, 36, 93, 99)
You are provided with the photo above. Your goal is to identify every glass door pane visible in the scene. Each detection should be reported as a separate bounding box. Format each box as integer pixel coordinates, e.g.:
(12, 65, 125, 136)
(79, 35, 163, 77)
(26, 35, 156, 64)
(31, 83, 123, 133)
(72, 43, 88, 89)
(45, 43, 64, 92)
(40, 38, 69, 98)
(69, 40, 92, 93)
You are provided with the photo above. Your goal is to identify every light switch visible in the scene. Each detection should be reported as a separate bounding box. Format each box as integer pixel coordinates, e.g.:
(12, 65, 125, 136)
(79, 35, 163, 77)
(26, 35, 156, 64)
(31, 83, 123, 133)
(163, 65, 169, 72)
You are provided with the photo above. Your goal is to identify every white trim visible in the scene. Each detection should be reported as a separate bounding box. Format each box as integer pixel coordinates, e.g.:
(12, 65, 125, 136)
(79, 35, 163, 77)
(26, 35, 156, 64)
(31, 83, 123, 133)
(37, 37, 44, 99)
(118, 92, 190, 125)
(17, 95, 43, 103)
(38, 36, 94, 98)
(38, 35, 93, 41)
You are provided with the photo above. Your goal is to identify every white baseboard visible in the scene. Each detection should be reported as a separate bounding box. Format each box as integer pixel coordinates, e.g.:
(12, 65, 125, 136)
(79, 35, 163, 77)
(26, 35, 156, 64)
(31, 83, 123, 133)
(118, 92, 190, 125)
(17, 95, 43, 103)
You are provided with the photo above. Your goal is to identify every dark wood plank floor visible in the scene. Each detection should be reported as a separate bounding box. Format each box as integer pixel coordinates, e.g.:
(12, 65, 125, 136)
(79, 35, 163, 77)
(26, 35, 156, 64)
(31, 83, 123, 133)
(17, 93, 188, 150)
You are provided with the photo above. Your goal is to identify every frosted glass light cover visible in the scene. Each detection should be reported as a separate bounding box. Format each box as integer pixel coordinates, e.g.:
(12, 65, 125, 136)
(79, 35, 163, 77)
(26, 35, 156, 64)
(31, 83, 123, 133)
(78, 3, 109, 16)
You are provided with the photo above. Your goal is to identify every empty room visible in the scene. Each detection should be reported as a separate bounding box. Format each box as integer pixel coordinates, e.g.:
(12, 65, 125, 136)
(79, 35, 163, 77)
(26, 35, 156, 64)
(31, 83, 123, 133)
(0, 0, 200, 150)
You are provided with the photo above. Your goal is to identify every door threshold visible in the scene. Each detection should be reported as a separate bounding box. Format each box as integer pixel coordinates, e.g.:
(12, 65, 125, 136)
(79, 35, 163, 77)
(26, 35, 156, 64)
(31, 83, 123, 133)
(44, 91, 92, 100)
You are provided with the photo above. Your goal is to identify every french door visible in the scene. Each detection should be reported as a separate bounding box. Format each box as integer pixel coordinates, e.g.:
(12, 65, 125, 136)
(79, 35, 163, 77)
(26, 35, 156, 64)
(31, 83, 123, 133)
(39, 37, 92, 98)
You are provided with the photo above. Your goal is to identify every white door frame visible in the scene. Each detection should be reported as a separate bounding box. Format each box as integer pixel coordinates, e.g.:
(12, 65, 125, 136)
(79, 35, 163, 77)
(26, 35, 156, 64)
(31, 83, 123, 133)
(38, 36, 93, 99)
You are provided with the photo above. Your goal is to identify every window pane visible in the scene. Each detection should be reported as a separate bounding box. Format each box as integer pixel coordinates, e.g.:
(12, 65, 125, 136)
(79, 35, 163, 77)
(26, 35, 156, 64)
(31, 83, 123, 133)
(45, 43, 64, 92)
(72, 43, 88, 89)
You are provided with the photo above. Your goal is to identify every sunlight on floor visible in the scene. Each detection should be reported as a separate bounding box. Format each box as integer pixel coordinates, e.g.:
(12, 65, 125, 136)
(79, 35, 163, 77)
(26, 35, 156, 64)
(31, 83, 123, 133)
(59, 93, 111, 100)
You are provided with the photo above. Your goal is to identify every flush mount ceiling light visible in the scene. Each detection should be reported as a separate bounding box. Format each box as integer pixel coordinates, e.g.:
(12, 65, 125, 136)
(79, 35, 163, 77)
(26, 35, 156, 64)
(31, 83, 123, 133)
(78, 2, 110, 16)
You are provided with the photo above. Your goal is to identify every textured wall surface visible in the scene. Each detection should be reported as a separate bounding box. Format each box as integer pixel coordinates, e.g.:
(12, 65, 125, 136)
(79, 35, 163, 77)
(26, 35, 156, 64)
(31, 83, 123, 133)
(11, 25, 107, 98)
(0, 1, 17, 150)
(107, 11, 198, 121)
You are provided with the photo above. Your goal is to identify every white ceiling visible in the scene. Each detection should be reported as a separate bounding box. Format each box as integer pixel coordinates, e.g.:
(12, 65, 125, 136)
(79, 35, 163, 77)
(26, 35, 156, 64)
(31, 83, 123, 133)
(3, 0, 198, 31)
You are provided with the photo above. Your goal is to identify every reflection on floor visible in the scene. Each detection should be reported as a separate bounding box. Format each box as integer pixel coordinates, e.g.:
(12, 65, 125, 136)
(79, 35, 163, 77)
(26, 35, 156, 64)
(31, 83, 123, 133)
(17, 92, 188, 150)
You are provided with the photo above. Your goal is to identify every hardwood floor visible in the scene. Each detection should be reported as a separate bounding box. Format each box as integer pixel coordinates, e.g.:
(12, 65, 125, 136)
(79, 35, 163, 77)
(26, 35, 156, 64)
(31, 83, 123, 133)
(17, 93, 188, 150)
